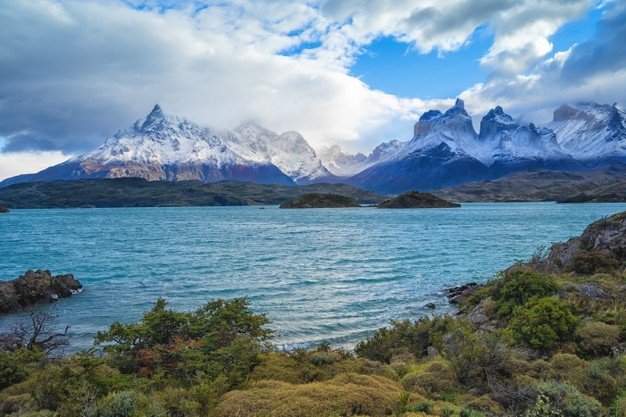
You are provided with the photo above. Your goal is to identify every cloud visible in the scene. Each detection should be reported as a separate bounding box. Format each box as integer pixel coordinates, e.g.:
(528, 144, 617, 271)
(561, 1, 626, 82)
(0, 0, 623, 177)
(0, 151, 71, 181)
(0, 0, 445, 156)
(459, 0, 626, 124)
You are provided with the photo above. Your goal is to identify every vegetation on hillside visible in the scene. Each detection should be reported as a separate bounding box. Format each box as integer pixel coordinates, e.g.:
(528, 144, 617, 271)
(435, 165, 626, 202)
(0, 178, 384, 209)
(1, 212, 625, 416)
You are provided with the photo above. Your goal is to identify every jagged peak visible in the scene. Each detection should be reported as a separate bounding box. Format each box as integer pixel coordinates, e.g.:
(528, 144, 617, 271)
(443, 98, 469, 118)
(419, 110, 443, 121)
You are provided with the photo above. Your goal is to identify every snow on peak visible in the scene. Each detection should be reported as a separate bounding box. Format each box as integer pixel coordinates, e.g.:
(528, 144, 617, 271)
(546, 101, 626, 160)
(81, 106, 331, 182)
(317, 142, 404, 177)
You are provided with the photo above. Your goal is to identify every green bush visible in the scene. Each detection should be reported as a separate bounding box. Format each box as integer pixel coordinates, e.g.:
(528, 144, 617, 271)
(0, 351, 27, 389)
(534, 380, 604, 417)
(95, 298, 272, 387)
(575, 321, 621, 358)
(459, 407, 486, 417)
(523, 394, 564, 417)
(355, 316, 454, 363)
(509, 297, 578, 351)
(409, 399, 434, 413)
(492, 269, 559, 315)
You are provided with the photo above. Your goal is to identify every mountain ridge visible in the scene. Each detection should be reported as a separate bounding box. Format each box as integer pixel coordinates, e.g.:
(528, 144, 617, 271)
(2, 100, 624, 193)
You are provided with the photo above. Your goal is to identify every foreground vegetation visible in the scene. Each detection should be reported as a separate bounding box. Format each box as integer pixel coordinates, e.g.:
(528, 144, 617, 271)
(1, 213, 625, 416)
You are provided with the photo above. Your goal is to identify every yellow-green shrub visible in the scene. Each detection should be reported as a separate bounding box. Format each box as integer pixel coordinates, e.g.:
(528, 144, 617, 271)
(210, 373, 402, 417)
(575, 321, 621, 358)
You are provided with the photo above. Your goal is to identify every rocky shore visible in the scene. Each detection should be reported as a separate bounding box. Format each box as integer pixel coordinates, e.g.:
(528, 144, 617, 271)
(0, 270, 82, 314)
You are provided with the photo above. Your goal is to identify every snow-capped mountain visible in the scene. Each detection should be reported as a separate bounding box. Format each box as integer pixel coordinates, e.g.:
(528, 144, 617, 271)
(546, 102, 626, 164)
(349, 99, 490, 193)
(226, 122, 334, 184)
(349, 100, 589, 193)
(2, 100, 624, 193)
(317, 140, 404, 177)
(0, 105, 333, 187)
(477, 106, 581, 175)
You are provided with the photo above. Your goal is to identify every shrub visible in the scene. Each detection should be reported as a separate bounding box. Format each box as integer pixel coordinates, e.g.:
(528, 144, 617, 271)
(400, 362, 458, 399)
(95, 298, 272, 387)
(575, 321, 621, 358)
(409, 399, 434, 413)
(570, 251, 620, 275)
(355, 316, 454, 363)
(492, 269, 559, 316)
(523, 394, 564, 417)
(0, 351, 27, 389)
(440, 406, 455, 417)
(459, 407, 486, 417)
(509, 297, 578, 351)
(534, 380, 605, 417)
(211, 373, 402, 417)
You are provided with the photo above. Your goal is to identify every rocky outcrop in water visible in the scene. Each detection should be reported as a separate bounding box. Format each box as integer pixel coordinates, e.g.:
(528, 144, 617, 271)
(0, 205, 8, 213)
(531, 212, 626, 274)
(378, 191, 460, 209)
(0, 270, 83, 314)
(279, 193, 360, 208)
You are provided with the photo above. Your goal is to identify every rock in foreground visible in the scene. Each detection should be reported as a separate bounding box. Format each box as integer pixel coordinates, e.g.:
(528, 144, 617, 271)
(279, 193, 360, 208)
(378, 191, 460, 208)
(532, 211, 626, 274)
(0, 270, 83, 314)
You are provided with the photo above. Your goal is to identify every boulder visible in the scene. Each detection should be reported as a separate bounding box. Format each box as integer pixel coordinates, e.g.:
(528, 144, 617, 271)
(445, 282, 479, 304)
(0, 270, 82, 314)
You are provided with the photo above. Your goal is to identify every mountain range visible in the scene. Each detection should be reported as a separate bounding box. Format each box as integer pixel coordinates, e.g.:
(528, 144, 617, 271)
(1, 100, 624, 193)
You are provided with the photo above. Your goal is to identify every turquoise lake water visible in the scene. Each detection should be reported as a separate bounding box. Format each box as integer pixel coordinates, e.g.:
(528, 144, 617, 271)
(1, 203, 625, 351)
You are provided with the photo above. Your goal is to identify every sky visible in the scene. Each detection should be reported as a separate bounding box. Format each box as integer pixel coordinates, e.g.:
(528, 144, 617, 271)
(0, 0, 625, 180)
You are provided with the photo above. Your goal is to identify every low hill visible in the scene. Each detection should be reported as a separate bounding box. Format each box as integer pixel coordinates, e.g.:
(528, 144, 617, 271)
(378, 191, 460, 208)
(435, 165, 626, 202)
(0, 178, 384, 209)
(279, 193, 360, 208)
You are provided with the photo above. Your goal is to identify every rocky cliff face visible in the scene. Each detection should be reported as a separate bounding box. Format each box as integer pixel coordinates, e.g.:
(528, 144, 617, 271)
(0, 270, 82, 314)
(546, 102, 626, 164)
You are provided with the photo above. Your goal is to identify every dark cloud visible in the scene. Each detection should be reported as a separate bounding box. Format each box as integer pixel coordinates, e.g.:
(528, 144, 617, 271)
(561, 2, 626, 83)
(2, 133, 58, 153)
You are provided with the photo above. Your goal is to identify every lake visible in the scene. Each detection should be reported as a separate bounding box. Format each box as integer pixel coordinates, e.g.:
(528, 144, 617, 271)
(1, 202, 625, 351)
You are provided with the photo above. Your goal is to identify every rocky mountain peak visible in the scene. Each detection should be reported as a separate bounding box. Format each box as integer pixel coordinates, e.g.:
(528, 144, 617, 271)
(141, 104, 167, 130)
(414, 99, 474, 137)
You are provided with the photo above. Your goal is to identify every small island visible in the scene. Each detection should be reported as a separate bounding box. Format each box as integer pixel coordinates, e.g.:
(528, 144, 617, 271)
(378, 191, 461, 208)
(0, 205, 8, 213)
(0, 270, 83, 314)
(279, 193, 360, 208)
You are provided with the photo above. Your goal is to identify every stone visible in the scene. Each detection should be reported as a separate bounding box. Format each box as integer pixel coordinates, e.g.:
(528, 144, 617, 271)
(0, 270, 83, 314)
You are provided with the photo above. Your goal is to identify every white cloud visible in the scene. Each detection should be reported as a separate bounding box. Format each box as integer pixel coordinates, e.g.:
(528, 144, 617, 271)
(0, 0, 623, 180)
(0, 151, 72, 181)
